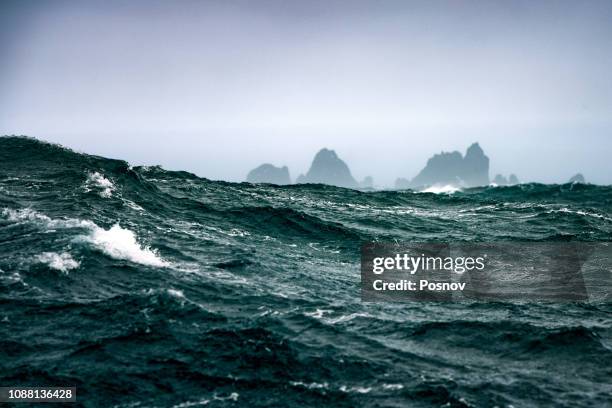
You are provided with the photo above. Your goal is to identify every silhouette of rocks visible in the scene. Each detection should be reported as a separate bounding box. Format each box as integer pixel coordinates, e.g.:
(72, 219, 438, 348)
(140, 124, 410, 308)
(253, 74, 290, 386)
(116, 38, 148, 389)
(296, 148, 358, 188)
(569, 173, 586, 183)
(395, 178, 411, 189)
(493, 174, 508, 185)
(246, 164, 291, 185)
(508, 174, 520, 185)
(359, 176, 374, 189)
(410, 143, 489, 188)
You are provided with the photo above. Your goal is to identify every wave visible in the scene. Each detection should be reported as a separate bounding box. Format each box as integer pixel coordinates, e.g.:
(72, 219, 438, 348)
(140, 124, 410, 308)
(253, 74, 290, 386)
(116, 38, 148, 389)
(81, 224, 169, 268)
(2, 136, 612, 407)
(84, 171, 115, 198)
(420, 185, 462, 194)
(1, 208, 169, 268)
(36, 252, 80, 273)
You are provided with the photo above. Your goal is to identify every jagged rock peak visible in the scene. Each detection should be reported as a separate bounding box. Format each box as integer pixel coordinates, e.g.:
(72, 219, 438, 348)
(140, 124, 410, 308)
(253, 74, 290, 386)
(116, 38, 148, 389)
(493, 173, 519, 186)
(569, 173, 586, 183)
(395, 178, 411, 189)
(409, 142, 489, 188)
(508, 174, 520, 185)
(296, 148, 358, 188)
(246, 163, 291, 185)
(493, 174, 508, 185)
(359, 176, 374, 189)
(465, 142, 485, 159)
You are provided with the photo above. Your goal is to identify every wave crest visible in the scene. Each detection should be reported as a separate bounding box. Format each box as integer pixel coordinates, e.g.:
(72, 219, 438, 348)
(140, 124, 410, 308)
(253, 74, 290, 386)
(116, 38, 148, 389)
(2, 207, 169, 268)
(36, 252, 80, 273)
(82, 224, 169, 268)
(420, 185, 461, 194)
(85, 171, 115, 198)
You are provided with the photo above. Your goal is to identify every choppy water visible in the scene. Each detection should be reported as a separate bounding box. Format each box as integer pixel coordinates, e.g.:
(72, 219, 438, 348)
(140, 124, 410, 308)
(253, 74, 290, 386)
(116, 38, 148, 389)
(1, 136, 611, 407)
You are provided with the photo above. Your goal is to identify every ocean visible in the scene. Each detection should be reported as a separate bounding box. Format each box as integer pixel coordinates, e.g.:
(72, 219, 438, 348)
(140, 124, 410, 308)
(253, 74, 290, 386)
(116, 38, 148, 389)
(1, 136, 611, 407)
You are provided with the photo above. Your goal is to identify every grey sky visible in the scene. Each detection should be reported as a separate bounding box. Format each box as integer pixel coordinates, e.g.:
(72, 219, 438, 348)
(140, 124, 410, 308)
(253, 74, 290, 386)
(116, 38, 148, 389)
(1, 0, 611, 185)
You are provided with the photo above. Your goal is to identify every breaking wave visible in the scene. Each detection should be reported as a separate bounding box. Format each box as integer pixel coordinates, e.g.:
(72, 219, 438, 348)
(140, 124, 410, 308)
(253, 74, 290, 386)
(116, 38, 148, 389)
(36, 252, 80, 273)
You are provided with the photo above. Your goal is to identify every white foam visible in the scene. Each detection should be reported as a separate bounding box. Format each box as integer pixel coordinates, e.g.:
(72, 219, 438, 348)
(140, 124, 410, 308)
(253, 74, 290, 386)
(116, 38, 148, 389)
(215, 393, 239, 402)
(3, 208, 52, 223)
(328, 312, 371, 325)
(290, 381, 329, 390)
(37, 252, 80, 273)
(85, 171, 115, 198)
(3, 208, 96, 229)
(3, 208, 169, 268)
(123, 199, 145, 212)
(167, 288, 185, 299)
(382, 383, 404, 390)
(84, 224, 169, 267)
(339, 385, 372, 394)
(304, 308, 331, 319)
(171, 398, 210, 408)
(421, 184, 461, 194)
(548, 207, 612, 222)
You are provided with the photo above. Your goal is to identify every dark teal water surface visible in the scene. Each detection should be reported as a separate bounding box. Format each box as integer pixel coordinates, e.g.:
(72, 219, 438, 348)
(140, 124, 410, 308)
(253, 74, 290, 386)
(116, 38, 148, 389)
(1, 136, 611, 407)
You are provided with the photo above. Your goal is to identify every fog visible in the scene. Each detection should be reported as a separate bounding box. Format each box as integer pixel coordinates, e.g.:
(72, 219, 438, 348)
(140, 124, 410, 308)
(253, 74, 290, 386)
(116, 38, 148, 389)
(1, 0, 611, 185)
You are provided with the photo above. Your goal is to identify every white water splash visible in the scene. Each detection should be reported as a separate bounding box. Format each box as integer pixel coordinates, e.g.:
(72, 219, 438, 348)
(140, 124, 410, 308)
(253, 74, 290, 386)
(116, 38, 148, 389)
(3, 208, 169, 268)
(421, 184, 461, 194)
(83, 224, 169, 267)
(36, 252, 80, 273)
(85, 171, 115, 198)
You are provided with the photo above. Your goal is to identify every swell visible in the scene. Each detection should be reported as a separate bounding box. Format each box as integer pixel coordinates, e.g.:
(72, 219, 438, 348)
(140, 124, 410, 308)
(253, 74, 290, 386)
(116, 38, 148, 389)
(2, 136, 612, 407)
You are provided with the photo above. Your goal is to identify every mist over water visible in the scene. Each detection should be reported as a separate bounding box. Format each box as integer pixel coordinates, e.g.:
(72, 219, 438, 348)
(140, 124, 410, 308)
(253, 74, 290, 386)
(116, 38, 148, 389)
(1, 1, 612, 405)
(1, 0, 612, 185)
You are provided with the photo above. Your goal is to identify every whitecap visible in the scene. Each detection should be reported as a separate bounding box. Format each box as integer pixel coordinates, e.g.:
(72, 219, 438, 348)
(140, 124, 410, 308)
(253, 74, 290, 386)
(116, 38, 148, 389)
(382, 383, 404, 390)
(123, 199, 145, 212)
(290, 381, 329, 390)
(3, 208, 52, 223)
(213, 393, 239, 402)
(85, 171, 115, 198)
(327, 312, 371, 324)
(82, 224, 169, 267)
(420, 184, 461, 194)
(548, 207, 612, 222)
(3, 208, 169, 268)
(339, 385, 372, 394)
(166, 288, 185, 299)
(304, 309, 331, 319)
(170, 398, 210, 408)
(2, 208, 96, 229)
(36, 252, 80, 273)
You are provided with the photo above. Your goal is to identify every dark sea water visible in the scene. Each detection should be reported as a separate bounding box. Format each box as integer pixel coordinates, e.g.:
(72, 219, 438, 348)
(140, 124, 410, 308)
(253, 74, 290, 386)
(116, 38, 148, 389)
(1, 136, 611, 407)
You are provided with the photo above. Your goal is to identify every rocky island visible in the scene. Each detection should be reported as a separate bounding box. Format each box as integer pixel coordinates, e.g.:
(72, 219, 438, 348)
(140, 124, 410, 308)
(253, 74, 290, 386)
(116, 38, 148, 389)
(568, 173, 586, 183)
(296, 148, 358, 188)
(492, 173, 520, 186)
(246, 163, 291, 185)
(399, 142, 490, 189)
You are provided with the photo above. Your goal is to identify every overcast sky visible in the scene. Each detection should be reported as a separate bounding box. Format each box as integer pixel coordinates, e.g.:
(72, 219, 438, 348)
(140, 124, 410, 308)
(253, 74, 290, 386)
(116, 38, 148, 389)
(1, 0, 611, 185)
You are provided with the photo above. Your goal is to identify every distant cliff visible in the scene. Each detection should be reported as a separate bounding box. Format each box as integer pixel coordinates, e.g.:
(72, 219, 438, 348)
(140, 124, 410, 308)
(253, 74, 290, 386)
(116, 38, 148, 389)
(296, 148, 358, 188)
(246, 164, 291, 185)
(493, 173, 520, 186)
(359, 176, 374, 189)
(395, 178, 411, 189)
(410, 143, 489, 188)
(568, 173, 586, 183)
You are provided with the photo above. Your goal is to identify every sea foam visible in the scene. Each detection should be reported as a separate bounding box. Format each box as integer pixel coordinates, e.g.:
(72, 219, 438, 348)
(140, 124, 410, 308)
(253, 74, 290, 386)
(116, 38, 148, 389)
(421, 185, 461, 194)
(85, 171, 115, 198)
(82, 224, 169, 267)
(2, 208, 169, 268)
(36, 252, 80, 273)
